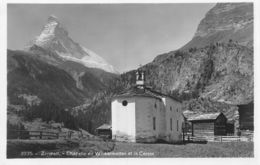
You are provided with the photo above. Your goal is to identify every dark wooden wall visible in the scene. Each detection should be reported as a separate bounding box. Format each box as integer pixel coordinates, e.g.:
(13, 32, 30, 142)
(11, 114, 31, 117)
(97, 129, 112, 138)
(214, 114, 227, 135)
(191, 114, 227, 136)
(226, 122, 235, 135)
(238, 102, 254, 130)
(192, 121, 214, 137)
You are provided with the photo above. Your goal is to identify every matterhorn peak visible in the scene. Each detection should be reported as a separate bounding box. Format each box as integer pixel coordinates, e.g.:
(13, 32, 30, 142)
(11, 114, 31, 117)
(28, 15, 118, 74)
(32, 15, 63, 47)
(48, 15, 59, 23)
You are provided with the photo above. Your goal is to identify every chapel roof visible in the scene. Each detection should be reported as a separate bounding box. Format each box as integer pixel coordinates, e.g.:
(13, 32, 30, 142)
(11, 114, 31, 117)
(113, 86, 181, 102)
(96, 124, 112, 130)
(187, 112, 223, 121)
(183, 110, 197, 119)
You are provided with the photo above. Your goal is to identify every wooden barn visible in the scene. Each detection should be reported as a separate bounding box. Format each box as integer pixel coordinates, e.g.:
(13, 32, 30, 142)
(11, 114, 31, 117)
(96, 124, 112, 139)
(238, 101, 254, 131)
(187, 112, 227, 136)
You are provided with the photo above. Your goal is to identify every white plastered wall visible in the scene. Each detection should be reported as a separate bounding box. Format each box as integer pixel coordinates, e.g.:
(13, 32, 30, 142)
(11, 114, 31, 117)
(135, 97, 166, 142)
(111, 97, 136, 142)
(111, 95, 183, 143)
(164, 97, 183, 142)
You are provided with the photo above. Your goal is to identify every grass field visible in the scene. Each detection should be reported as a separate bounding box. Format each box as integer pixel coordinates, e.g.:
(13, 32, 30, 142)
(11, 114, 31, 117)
(109, 141, 254, 157)
(7, 139, 254, 158)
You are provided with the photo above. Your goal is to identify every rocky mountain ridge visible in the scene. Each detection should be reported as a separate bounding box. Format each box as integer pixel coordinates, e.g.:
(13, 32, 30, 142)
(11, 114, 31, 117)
(144, 42, 253, 105)
(182, 3, 253, 50)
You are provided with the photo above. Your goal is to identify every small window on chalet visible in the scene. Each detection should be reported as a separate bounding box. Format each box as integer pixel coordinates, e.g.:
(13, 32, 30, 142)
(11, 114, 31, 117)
(170, 106, 172, 111)
(153, 117, 156, 130)
(177, 108, 178, 112)
(177, 120, 179, 131)
(154, 103, 157, 109)
(122, 100, 128, 106)
(170, 118, 172, 131)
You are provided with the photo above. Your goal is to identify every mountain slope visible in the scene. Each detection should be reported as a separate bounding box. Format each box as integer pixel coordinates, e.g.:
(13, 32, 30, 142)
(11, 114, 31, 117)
(7, 50, 85, 108)
(142, 43, 253, 105)
(181, 3, 253, 50)
(7, 49, 119, 133)
(56, 60, 118, 97)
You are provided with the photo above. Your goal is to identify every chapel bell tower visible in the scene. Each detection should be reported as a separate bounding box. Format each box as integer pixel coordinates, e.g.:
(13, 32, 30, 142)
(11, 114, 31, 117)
(136, 69, 145, 88)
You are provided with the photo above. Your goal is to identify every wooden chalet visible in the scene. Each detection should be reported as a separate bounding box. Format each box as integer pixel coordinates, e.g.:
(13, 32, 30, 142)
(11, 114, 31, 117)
(187, 112, 227, 136)
(96, 124, 112, 139)
(238, 101, 253, 131)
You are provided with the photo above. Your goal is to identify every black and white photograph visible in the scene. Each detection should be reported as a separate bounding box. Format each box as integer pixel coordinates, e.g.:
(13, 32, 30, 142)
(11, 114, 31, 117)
(1, 0, 258, 162)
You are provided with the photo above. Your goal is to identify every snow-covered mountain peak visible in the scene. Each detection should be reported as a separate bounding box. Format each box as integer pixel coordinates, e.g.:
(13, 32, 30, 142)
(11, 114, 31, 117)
(33, 15, 68, 47)
(28, 16, 118, 74)
(48, 15, 59, 23)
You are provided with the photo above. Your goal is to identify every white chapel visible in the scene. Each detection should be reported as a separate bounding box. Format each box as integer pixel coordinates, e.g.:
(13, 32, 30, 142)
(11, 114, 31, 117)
(111, 69, 184, 143)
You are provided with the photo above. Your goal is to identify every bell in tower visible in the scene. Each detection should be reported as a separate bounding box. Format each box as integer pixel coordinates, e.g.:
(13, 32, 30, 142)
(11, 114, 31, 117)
(136, 69, 145, 88)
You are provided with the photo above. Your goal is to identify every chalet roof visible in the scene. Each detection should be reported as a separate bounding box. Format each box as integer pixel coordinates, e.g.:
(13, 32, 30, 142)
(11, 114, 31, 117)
(96, 124, 111, 130)
(113, 86, 181, 102)
(183, 110, 196, 119)
(187, 112, 222, 121)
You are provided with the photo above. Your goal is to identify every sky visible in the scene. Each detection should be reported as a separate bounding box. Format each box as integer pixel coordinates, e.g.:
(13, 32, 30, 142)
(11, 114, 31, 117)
(7, 3, 215, 73)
